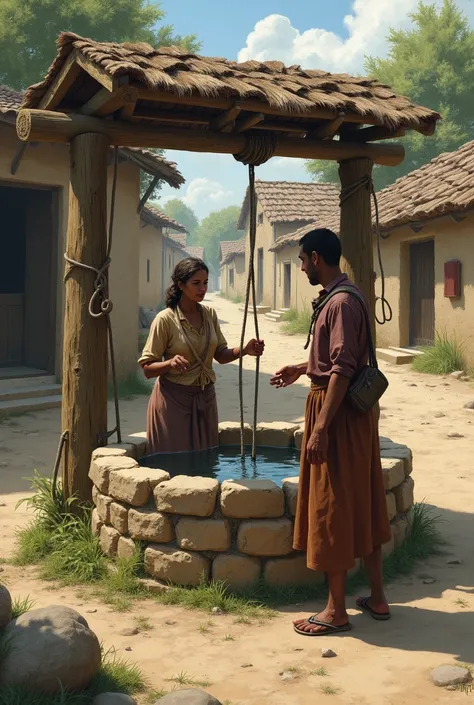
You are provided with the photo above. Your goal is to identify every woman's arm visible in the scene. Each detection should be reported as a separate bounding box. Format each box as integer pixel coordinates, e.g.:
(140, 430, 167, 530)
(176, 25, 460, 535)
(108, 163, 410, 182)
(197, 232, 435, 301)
(214, 339, 265, 365)
(141, 355, 189, 379)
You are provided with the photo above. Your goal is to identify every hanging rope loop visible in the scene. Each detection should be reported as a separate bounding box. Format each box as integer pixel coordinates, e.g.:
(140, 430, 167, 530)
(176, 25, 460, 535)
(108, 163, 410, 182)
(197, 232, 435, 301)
(339, 174, 392, 326)
(233, 131, 277, 167)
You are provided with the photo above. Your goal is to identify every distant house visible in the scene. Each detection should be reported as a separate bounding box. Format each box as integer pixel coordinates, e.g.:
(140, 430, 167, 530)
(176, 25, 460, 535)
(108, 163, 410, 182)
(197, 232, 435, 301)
(0, 86, 183, 388)
(220, 239, 246, 300)
(237, 181, 339, 310)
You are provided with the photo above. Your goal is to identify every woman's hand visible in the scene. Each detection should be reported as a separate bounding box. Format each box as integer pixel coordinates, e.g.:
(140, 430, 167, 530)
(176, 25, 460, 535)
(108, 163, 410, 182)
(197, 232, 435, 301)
(169, 354, 190, 373)
(270, 365, 301, 388)
(306, 424, 329, 465)
(244, 339, 265, 357)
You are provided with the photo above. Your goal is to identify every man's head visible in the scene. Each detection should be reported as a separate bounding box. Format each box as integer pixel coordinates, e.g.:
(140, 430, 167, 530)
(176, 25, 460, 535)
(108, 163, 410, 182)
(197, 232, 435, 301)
(298, 228, 342, 286)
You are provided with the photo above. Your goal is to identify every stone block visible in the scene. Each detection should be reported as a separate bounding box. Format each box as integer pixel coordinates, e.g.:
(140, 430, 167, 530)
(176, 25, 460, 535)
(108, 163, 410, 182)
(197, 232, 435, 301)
(176, 518, 231, 552)
(122, 432, 147, 459)
(255, 422, 300, 448)
(381, 457, 405, 491)
(100, 525, 120, 558)
(117, 536, 136, 561)
(109, 467, 169, 507)
(382, 527, 395, 558)
(92, 484, 99, 506)
(385, 492, 397, 521)
(91, 444, 135, 461)
(137, 577, 169, 595)
(144, 545, 210, 587)
(264, 554, 324, 587)
(212, 554, 261, 590)
(294, 426, 304, 450)
(380, 444, 412, 476)
(154, 476, 219, 517)
(89, 456, 138, 494)
(109, 502, 128, 534)
(393, 476, 415, 514)
(220, 479, 284, 519)
(128, 507, 174, 543)
(218, 421, 252, 447)
(95, 492, 113, 524)
(391, 515, 410, 548)
(237, 518, 294, 556)
(91, 509, 103, 538)
(282, 477, 299, 516)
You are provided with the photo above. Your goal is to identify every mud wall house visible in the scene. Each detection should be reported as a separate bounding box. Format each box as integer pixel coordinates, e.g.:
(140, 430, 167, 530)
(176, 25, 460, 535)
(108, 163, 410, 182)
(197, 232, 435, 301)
(0, 86, 183, 391)
(237, 181, 339, 310)
(220, 239, 246, 299)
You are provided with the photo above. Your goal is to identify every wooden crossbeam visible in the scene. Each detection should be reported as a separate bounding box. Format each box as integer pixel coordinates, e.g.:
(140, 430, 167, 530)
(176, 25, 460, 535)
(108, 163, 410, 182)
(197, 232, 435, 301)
(132, 107, 209, 124)
(75, 53, 118, 92)
(10, 142, 30, 175)
(79, 86, 138, 117)
(234, 113, 264, 133)
(39, 51, 82, 110)
(210, 104, 242, 131)
(137, 176, 159, 214)
(307, 112, 345, 140)
(349, 125, 406, 143)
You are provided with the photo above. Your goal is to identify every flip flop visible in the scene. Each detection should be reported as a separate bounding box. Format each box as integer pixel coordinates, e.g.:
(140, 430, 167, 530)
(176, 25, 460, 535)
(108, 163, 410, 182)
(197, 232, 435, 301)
(357, 596, 391, 621)
(293, 615, 353, 637)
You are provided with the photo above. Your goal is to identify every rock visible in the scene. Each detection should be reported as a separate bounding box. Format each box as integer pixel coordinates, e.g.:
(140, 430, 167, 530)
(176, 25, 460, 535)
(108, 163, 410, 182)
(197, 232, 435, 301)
(238, 518, 294, 556)
(450, 371, 465, 380)
(294, 426, 304, 450)
(117, 537, 136, 561)
(125, 646, 132, 652)
(280, 671, 294, 682)
(0, 583, 12, 629)
(434, 412, 446, 418)
(430, 665, 472, 687)
(110, 502, 129, 534)
(446, 685, 456, 691)
(447, 559, 463, 565)
(93, 694, 137, 705)
(255, 421, 300, 447)
(321, 648, 337, 658)
(212, 554, 261, 590)
(423, 578, 436, 585)
(165, 620, 177, 626)
(282, 477, 299, 516)
(218, 421, 252, 446)
(464, 401, 474, 410)
(220, 479, 284, 519)
(122, 432, 148, 459)
(138, 577, 169, 595)
(211, 606, 223, 615)
(95, 492, 113, 524)
(89, 456, 138, 495)
(385, 491, 397, 521)
(154, 476, 219, 517)
(447, 432, 464, 439)
(86, 609, 98, 614)
(0, 606, 101, 693)
(393, 476, 415, 514)
(91, 445, 133, 461)
(392, 515, 410, 548)
(109, 467, 169, 507)
(128, 507, 174, 543)
(382, 528, 395, 559)
(176, 518, 231, 552)
(100, 525, 120, 558)
(381, 458, 405, 491)
(155, 689, 223, 705)
(91, 508, 104, 538)
(144, 545, 210, 586)
(119, 627, 139, 636)
(264, 554, 324, 587)
(380, 445, 413, 476)
(241, 662, 253, 668)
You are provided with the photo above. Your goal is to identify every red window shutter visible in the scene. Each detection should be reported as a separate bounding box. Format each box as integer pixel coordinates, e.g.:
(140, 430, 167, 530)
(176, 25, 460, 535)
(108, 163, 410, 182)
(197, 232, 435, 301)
(444, 260, 461, 298)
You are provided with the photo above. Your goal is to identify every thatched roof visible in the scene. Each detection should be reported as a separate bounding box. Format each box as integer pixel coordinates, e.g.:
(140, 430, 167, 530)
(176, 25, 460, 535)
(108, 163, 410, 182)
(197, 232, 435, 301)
(141, 205, 187, 233)
(271, 139, 474, 251)
(220, 239, 245, 265)
(21, 32, 440, 139)
(0, 84, 183, 188)
(237, 180, 339, 230)
(185, 246, 205, 260)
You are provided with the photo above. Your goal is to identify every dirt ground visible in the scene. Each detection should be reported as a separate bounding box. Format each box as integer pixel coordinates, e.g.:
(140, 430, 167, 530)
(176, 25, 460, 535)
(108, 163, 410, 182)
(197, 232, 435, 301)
(1, 293, 473, 705)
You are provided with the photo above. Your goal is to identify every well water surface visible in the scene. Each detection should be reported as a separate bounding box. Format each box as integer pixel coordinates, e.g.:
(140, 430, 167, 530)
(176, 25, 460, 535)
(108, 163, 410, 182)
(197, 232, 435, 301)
(140, 446, 301, 485)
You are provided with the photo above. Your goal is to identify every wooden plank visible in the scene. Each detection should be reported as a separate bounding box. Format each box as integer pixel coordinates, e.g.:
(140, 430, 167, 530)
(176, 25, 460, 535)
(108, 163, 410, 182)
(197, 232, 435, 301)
(234, 113, 264, 133)
(349, 125, 406, 143)
(210, 104, 242, 131)
(132, 107, 209, 124)
(75, 52, 116, 92)
(10, 142, 29, 175)
(79, 86, 138, 117)
(39, 51, 82, 110)
(307, 112, 345, 140)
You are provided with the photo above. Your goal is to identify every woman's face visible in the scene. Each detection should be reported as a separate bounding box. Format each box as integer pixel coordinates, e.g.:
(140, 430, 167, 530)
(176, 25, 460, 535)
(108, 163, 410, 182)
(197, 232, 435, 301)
(180, 268, 208, 303)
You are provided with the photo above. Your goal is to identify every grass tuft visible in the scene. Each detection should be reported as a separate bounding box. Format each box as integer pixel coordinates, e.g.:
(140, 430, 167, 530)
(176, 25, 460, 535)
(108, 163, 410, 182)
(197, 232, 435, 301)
(166, 671, 211, 688)
(412, 331, 466, 375)
(109, 372, 153, 401)
(11, 596, 36, 620)
(281, 308, 312, 336)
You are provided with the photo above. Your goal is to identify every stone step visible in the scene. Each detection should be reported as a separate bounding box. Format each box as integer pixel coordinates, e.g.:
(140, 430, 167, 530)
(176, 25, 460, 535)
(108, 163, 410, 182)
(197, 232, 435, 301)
(0, 394, 62, 415)
(265, 312, 283, 322)
(0, 383, 62, 402)
(238, 304, 271, 315)
(0, 373, 56, 392)
(376, 348, 414, 365)
(389, 346, 425, 357)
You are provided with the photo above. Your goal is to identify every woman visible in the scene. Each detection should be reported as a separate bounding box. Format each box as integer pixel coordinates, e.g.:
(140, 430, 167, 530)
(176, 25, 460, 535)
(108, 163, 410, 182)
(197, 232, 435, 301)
(139, 257, 264, 454)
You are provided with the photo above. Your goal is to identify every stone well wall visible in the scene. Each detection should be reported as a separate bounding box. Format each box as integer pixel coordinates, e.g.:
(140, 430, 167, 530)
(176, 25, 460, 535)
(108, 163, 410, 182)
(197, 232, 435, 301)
(89, 422, 415, 590)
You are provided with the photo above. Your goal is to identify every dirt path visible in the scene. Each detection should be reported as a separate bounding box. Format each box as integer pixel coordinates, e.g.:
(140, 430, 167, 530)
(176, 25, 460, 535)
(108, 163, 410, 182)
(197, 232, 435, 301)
(1, 293, 473, 704)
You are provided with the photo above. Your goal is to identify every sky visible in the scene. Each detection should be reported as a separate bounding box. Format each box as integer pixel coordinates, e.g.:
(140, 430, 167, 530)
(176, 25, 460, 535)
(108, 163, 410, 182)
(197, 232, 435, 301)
(155, 0, 474, 221)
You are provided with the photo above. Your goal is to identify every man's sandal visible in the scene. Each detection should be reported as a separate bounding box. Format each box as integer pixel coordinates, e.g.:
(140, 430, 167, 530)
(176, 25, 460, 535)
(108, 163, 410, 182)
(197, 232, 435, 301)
(356, 596, 391, 621)
(294, 615, 353, 636)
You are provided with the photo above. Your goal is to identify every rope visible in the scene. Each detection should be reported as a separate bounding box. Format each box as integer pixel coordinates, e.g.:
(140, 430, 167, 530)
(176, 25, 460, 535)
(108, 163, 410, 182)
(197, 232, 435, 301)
(233, 131, 277, 167)
(64, 147, 122, 447)
(52, 431, 69, 504)
(339, 175, 392, 326)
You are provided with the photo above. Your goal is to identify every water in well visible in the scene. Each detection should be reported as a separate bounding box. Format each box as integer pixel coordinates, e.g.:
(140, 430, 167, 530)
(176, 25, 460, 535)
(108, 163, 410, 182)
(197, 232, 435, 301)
(140, 446, 301, 485)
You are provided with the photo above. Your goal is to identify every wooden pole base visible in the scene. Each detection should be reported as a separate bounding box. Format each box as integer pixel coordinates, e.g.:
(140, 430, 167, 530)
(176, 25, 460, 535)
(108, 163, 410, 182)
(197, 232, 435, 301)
(62, 133, 109, 502)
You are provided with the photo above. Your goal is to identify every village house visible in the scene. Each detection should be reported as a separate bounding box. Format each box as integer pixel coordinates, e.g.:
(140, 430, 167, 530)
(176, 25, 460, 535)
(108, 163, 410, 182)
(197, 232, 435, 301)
(0, 86, 183, 409)
(219, 239, 246, 300)
(270, 140, 474, 365)
(237, 181, 339, 311)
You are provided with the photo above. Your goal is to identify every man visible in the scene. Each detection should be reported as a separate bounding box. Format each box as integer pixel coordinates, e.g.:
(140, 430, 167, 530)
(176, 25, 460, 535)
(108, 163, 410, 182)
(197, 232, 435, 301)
(270, 228, 391, 636)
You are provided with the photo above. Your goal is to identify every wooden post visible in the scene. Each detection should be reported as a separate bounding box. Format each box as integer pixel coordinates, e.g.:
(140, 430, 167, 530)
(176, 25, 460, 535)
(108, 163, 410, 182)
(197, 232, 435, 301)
(338, 157, 376, 338)
(62, 133, 110, 502)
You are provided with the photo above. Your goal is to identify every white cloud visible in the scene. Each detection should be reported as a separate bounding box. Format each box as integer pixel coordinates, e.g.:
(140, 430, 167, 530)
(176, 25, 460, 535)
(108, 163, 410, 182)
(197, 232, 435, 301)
(238, 0, 474, 73)
(161, 176, 235, 220)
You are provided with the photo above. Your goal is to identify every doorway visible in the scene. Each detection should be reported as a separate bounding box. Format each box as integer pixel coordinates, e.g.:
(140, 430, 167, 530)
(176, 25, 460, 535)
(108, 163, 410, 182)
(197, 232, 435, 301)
(257, 248, 264, 304)
(409, 239, 435, 346)
(283, 262, 291, 309)
(0, 184, 58, 374)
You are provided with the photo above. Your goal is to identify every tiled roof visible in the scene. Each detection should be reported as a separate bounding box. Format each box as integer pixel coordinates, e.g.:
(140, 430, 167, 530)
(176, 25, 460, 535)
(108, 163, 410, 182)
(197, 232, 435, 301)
(185, 246, 205, 260)
(238, 180, 340, 229)
(141, 205, 187, 233)
(220, 238, 245, 265)
(169, 233, 187, 247)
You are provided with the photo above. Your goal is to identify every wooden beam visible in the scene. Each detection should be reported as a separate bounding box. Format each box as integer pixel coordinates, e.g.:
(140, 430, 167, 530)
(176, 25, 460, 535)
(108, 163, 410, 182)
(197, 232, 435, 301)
(234, 113, 264, 133)
(62, 132, 109, 503)
(17, 109, 406, 167)
(451, 213, 466, 223)
(39, 51, 82, 110)
(349, 125, 406, 143)
(132, 107, 209, 124)
(79, 86, 138, 117)
(210, 104, 242, 131)
(75, 52, 116, 92)
(10, 142, 29, 175)
(410, 223, 424, 233)
(137, 176, 159, 214)
(307, 112, 345, 140)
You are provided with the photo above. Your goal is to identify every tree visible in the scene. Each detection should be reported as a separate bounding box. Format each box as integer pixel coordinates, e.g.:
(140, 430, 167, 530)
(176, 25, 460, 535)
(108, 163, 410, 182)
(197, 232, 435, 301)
(140, 148, 166, 201)
(196, 206, 242, 270)
(306, 0, 474, 190)
(159, 199, 200, 243)
(0, 0, 201, 90)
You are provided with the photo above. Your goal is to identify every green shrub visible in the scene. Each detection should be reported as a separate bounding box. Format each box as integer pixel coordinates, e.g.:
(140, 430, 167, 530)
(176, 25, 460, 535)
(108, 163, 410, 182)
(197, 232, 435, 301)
(281, 308, 312, 336)
(412, 331, 465, 375)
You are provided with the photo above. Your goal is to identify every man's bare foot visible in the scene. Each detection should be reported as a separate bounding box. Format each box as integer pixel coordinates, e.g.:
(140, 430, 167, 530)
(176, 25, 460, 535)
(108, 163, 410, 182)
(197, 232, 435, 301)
(293, 607, 350, 634)
(356, 596, 390, 620)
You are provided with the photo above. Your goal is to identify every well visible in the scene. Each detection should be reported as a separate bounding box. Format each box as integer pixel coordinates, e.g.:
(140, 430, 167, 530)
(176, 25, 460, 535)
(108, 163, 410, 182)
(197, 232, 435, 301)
(89, 422, 415, 590)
